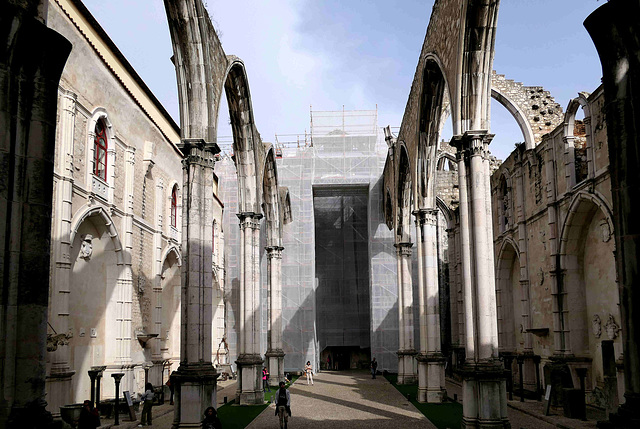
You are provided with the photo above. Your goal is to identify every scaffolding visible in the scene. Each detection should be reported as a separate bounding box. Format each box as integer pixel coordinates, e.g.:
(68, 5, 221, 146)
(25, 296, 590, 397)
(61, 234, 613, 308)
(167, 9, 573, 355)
(218, 108, 400, 373)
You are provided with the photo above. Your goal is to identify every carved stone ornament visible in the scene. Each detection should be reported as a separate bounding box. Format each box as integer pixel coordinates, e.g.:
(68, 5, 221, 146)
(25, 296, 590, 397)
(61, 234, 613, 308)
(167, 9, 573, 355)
(47, 330, 73, 352)
(79, 234, 93, 260)
(605, 314, 620, 340)
(592, 314, 602, 338)
(600, 221, 611, 243)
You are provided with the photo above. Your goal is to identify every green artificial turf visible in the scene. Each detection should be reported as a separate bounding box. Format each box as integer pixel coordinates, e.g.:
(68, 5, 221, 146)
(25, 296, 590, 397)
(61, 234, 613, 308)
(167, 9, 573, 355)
(384, 373, 463, 429)
(217, 375, 300, 429)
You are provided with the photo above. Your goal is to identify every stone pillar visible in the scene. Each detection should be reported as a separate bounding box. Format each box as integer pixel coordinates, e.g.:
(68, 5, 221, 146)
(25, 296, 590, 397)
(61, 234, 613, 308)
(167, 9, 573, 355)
(265, 246, 285, 386)
(152, 178, 165, 362)
(415, 209, 446, 402)
(171, 139, 219, 429)
(455, 132, 509, 429)
(235, 213, 264, 405)
(46, 89, 77, 415)
(395, 242, 416, 384)
(585, 2, 640, 427)
(0, 3, 71, 427)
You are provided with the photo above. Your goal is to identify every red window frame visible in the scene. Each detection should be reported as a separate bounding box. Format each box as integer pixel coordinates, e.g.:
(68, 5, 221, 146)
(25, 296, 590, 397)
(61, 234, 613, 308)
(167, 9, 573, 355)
(94, 120, 108, 181)
(170, 186, 178, 228)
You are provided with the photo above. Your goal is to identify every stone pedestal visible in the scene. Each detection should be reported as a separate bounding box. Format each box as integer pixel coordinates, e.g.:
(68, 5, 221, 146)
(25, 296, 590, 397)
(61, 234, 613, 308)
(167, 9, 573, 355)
(460, 363, 509, 429)
(171, 365, 218, 428)
(236, 355, 264, 405)
(265, 350, 285, 387)
(397, 350, 417, 385)
(417, 354, 447, 403)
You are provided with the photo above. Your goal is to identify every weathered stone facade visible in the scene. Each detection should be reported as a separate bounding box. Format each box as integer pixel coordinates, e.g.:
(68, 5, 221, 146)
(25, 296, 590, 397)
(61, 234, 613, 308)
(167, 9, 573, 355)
(485, 85, 622, 412)
(43, 0, 226, 416)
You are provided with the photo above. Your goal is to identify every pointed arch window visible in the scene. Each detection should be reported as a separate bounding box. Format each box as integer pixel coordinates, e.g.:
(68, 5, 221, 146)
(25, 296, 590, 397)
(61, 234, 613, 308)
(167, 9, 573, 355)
(170, 185, 178, 228)
(94, 120, 108, 180)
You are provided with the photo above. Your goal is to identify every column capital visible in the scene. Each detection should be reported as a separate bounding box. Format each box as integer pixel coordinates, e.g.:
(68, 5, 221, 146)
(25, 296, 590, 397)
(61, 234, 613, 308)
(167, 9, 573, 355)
(451, 131, 494, 157)
(237, 212, 263, 230)
(177, 138, 221, 155)
(412, 208, 438, 226)
(394, 242, 413, 256)
(265, 246, 284, 259)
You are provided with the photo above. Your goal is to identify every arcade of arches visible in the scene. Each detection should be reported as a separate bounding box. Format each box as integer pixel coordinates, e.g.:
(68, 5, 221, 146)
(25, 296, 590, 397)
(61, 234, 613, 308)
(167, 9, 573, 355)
(1, 1, 640, 429)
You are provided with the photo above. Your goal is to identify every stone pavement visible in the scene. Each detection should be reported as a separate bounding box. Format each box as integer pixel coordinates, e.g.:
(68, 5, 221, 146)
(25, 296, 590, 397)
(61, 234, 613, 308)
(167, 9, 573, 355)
(247, 370, 435, 428)
(446, 379, 600, 429)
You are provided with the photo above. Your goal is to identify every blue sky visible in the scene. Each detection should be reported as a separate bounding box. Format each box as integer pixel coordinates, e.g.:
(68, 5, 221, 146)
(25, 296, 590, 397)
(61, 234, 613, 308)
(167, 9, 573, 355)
(80, 0, 605, 161)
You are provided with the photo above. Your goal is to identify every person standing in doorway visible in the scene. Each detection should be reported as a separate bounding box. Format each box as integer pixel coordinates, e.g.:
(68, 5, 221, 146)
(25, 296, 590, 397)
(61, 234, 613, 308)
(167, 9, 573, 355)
(274, 381, 291, 429)
(370, 357, 378, 379)
(305, 361, 314, 385)
(326, 355, 331, 371)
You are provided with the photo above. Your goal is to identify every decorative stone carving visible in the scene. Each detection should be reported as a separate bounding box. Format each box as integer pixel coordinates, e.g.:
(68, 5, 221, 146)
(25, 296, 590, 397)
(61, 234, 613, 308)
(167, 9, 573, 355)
(79, 234, 93, 260)
(600, 220, 611, 242)
(605, 314, 620, 340)
(592, 314, 602, 338)
(47, 330, 73, 352)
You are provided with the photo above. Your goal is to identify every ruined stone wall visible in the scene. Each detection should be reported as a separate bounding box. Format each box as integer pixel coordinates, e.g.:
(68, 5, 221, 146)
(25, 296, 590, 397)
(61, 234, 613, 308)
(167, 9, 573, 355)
(491, 71, 564, 145)
(483, 85, 620, 408)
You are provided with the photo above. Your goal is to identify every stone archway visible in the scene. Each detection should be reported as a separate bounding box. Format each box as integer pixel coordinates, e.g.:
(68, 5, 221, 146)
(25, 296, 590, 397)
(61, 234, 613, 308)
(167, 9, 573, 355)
(558, 191, 619, 405)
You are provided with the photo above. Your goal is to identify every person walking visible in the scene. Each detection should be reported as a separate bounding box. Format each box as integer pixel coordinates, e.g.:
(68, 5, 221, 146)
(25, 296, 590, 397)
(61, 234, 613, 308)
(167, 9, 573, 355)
(304, 361, 313, 385)
(370, 357, 378, 379)
(262, 367, 271, 392)
(201, 406, 222, 429)
(139, 382, 154, 426)
(274, 381, 291, 429)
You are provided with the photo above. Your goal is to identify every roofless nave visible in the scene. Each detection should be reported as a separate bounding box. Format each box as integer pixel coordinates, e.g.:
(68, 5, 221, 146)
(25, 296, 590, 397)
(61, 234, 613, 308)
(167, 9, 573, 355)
(1, 0, 639, 428)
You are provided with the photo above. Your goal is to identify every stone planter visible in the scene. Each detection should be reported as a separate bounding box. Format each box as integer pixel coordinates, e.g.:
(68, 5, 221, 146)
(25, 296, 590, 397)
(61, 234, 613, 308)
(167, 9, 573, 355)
(59, 404, 84, 428)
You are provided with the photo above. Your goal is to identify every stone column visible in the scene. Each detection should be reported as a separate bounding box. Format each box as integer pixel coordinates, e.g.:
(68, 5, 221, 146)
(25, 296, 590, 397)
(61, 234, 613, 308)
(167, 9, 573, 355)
(0, 3, 71, 427)
(265, 246, 285, 386)
(46, 89, 77, 414)
(395, 242, 416, 384)
(172, 139, 219, 429)
(415, 209, 446, 403)
(585, 2, 640, 427)
(455, 132, 509, 429)
(152, 178, 165, 363)
(235, 213, 264, 405)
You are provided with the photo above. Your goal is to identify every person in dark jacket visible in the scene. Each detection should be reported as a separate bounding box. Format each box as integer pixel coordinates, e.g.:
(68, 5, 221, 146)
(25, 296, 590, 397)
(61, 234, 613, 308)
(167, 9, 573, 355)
(202, 406, 222, 429)
(139, 382, 155, 426)
(274, 381, 291, 428)
(78, 400, 100, 429)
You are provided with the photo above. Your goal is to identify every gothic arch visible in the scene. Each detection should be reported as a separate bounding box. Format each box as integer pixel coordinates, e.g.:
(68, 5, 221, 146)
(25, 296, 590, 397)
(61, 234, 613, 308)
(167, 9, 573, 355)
(224, 58, 261, 213)
(69, 205, 123, 265)
(397, 143, 412, 242)
(416, 56, 449, 209)
(563, 92, 593, 186)
(262, 147, 281, 247)
(491, 88, 536, 150)
(495, 238, 521, 352)
(160, 244, 182, 274)
(558, 190, 617, 357)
